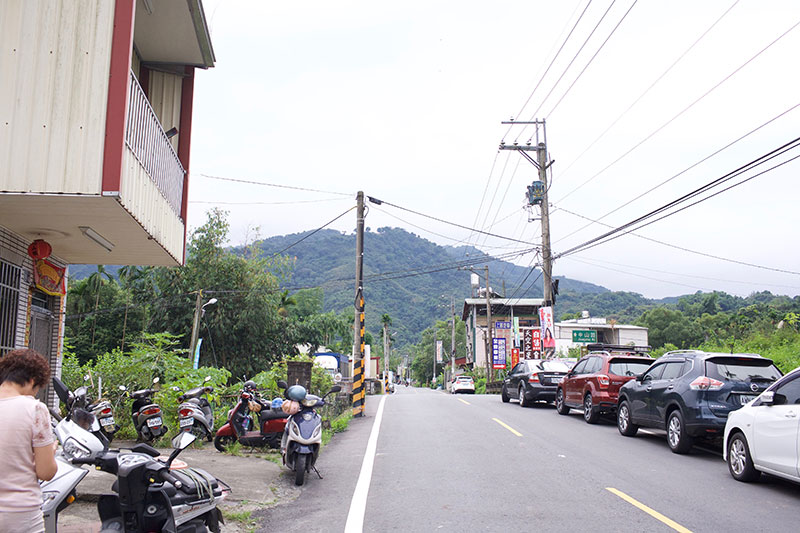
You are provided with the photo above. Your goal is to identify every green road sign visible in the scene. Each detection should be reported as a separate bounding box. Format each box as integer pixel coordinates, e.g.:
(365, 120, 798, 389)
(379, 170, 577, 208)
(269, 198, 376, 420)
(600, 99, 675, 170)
(572, 330, 597, 343)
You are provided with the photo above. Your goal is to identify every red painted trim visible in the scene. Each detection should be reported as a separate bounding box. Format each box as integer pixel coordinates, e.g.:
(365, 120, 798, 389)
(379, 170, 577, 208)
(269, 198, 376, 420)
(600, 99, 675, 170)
(178, 66, 195, 265)
(101, 0, 136, 195)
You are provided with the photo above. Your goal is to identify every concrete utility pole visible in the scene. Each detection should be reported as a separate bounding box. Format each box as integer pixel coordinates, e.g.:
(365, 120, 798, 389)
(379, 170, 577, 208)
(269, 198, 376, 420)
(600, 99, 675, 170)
(484, 265, 493, 381)
(499, 120, 554, 307)
(432, 329, 437, 387)
(383, 321, 389, 394)
(450, 296, 456, 378)
(189, 290, 203, 360)
(352, 191, 366, 417)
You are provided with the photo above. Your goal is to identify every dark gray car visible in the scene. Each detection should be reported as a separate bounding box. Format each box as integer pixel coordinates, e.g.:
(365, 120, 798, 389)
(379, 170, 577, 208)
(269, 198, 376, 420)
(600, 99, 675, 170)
(502, 359, 571, 407)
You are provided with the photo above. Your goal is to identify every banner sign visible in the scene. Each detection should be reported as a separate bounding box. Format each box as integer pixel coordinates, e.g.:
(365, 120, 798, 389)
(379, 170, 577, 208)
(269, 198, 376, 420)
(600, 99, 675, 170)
(522, 329, 541, 359)
(513, 317, 520, 347)
(435, 340, 443, 363)
(33, 259, 66, 296)
(492, 337, 506, 369)
(511, 348, 520, 368)
(495, 321, 511, 330)
(193, 338, 203, 370)
(539, 306, 556, 357)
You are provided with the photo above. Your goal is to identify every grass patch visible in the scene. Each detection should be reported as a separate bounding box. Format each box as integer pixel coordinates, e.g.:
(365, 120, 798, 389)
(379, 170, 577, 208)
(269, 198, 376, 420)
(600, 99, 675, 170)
(223, 440, 244, 456)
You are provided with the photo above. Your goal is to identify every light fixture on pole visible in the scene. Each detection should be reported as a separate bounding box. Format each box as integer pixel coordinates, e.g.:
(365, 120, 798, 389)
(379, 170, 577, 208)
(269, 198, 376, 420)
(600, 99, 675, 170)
(79, 226, 115, 252)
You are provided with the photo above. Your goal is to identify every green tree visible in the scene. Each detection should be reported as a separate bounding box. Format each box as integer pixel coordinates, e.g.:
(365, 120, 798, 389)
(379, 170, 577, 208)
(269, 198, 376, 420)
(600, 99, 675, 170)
(637, 307, 702, 349)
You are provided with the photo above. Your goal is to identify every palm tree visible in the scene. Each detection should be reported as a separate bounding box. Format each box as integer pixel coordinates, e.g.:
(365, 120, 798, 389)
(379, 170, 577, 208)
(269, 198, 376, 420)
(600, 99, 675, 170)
(277, 290, 296, 318)
(87, 265, 114, 348)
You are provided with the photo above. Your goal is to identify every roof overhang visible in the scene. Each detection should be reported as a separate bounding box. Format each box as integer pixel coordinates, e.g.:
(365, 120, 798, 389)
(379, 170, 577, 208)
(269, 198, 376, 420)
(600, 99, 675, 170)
(134, 0, 215, 68)
(462, 298, 545, 321)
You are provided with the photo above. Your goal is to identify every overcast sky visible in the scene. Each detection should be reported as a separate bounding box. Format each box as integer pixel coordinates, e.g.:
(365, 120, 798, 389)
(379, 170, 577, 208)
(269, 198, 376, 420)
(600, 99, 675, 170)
(187, 0, 800, 300)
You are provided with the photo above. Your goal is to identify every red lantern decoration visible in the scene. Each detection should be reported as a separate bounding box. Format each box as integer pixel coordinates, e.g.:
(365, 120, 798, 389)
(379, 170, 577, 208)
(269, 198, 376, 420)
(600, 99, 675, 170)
(27, 239, 52, 260)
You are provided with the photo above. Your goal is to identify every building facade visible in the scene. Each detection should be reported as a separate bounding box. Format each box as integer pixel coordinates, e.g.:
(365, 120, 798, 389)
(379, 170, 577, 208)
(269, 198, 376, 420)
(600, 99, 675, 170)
(0, 0, 215, 405)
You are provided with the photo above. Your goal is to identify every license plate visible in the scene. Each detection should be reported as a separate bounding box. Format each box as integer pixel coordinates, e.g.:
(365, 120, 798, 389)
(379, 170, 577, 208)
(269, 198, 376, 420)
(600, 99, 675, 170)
(739, 395, 757, 405)
(100, 417, 115, 427)
(179, 417, 194, 428)
(146, 417, 162, 428)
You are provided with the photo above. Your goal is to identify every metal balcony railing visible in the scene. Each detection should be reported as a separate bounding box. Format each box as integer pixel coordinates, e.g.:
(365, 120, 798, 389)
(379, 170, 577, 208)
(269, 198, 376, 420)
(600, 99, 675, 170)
(124, 72, 185, 218)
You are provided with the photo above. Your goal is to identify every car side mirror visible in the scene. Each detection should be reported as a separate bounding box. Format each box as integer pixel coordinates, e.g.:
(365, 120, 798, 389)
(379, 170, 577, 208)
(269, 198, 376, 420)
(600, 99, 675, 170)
(773, 392, 788, 406)
(760, 391, 774, 405)
(636, 374, 646, 382)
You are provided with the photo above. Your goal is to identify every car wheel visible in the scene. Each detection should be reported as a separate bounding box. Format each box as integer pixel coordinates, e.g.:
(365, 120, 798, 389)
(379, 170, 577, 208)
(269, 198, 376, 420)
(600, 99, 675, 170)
(583, 393, 599, 424)
(518, 385, 529, 407)
(556, 388, 570, 415)
(501, 385, 510, 403)
(666, 410, 694, 454)
(727, 432, 761, 482)
(617, 400, 638, 437)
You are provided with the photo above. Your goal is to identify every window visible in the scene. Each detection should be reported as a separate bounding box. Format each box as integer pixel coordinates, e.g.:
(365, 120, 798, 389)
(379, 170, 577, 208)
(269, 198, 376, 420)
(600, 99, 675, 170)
(775, 378, 800, 405)
(510, 363, 524, 375)
(660, 362, 685, 380)
(609, 359, 653, 377)
(571, 359, 588, 375)
(0, 260, 21, 356)
(706, 358, 782, 382)
(643, 364, 665, 381)
(587, 357, 603, 374)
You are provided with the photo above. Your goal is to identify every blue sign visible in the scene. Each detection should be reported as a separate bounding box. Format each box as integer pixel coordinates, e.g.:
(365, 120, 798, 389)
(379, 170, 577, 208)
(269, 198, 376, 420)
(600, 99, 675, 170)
(492, 338, 507, 369)
(193, 338, 203, 370)
(495, 321, 512, 329)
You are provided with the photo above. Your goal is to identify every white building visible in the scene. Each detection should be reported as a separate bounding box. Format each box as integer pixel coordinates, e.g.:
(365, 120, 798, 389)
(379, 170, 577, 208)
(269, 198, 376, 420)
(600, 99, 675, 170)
(555, 312, 649, 354)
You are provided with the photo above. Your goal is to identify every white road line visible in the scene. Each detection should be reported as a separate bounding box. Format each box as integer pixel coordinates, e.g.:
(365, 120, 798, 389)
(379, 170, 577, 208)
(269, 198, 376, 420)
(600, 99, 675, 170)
(344, 395, 387, 533)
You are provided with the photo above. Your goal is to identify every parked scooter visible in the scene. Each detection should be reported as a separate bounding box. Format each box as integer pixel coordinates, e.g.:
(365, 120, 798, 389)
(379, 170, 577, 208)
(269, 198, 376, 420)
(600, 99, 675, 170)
(175, 376, 215, 441)
(130, 377, 168, 443)
(276, 380, 341, 486)
(214, 380, 288, 452)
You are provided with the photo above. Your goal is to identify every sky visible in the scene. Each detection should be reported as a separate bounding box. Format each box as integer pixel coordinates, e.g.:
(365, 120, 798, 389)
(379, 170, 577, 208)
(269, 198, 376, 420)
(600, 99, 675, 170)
(187, 0, 800, 300)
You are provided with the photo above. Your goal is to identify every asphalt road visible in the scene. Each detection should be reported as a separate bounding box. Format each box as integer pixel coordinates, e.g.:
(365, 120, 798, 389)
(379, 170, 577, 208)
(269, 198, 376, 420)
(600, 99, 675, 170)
(258, 386, 800, 532)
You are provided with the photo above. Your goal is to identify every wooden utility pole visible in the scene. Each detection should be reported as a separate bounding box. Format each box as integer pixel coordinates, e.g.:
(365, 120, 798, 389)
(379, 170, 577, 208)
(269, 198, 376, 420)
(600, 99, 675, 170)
(188, 290, 203, 361)
(450, 296, 456, 378)
(352, 191, 366, 417)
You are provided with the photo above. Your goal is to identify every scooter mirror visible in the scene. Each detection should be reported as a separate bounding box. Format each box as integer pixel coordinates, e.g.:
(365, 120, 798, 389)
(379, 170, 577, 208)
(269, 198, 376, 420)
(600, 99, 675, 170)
(329, 385, 342, 394)
(153, 377, 160, 384)
(277, 380, 288, 390)
(204, 376, 212, 382)
(83, 374, 90, 381)
(171, 386, 180, 391)
(52, 377, 70, 405)
(171, 431, 196, 450)
(118, 385, 127, 391)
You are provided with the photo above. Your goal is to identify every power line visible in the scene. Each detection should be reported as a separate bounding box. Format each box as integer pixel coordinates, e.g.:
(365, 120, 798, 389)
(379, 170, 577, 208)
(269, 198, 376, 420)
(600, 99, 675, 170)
(366, 196, 543, 247)
(544, 0, 638, 119)
(556, 138, 800, 262)
(556, 0, 740, 179)
(556, 15, 800, 203)
(197, 173, 354, 197)
(190, 198, 348, 206)
(267, 206, 356, 257)
(554, 100, 800, 244)
(557, 206, 800, 277)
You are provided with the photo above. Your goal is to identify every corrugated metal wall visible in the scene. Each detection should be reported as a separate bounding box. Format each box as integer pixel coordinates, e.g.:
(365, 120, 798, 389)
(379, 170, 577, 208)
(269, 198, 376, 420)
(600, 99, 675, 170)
(0, 0, 115, 194)
(148, 70, 183, 151)
(120, 146, 185, 263)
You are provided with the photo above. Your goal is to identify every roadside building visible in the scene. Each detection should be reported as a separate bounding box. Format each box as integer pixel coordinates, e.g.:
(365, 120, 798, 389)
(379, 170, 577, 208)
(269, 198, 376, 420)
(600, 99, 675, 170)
(0, 0, 215, 406)
(555, 312, 649, 354)
(462, 296, 546, 371)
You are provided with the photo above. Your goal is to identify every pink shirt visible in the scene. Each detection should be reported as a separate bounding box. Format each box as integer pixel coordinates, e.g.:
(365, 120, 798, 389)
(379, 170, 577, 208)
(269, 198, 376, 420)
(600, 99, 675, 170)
(0, 395, 55, 511)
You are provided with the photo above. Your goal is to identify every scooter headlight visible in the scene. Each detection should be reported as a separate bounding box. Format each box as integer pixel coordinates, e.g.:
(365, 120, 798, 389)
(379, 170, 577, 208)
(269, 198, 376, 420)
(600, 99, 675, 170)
(63, 437, 91, 460)
(302, 412, 313, 421)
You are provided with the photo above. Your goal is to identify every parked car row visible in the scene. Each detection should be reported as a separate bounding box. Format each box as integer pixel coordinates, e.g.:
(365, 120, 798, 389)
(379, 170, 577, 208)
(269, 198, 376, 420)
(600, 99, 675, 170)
(500, 344, 800, 486)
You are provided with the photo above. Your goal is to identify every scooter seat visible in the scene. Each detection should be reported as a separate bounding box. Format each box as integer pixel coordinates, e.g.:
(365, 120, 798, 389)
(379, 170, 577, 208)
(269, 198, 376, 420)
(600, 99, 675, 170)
(131, 389, 156, 399)
(259, 410, 289, 421)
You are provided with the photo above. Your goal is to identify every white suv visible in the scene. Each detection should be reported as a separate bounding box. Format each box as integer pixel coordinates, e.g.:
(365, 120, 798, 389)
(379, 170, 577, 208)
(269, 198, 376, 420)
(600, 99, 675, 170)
(724, 366, 800, 483)
(451, 376, 475, 394)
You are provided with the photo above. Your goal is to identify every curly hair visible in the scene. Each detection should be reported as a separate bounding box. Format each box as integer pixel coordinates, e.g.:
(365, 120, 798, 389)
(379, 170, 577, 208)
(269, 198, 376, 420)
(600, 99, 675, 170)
(0, 348, 51, 388)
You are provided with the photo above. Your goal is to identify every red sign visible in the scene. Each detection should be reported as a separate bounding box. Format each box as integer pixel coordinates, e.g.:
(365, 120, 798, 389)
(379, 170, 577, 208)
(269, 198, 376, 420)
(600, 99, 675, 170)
(511, 348, 519, 368)
(33, 259, 66, 296)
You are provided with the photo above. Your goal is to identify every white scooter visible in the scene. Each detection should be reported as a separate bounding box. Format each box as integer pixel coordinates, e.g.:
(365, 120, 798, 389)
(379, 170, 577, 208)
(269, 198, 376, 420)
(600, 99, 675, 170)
(276, 380, 341, 486)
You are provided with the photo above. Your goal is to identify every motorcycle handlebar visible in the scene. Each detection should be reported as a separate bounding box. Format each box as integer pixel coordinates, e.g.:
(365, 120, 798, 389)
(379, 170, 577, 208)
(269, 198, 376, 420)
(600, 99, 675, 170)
(159, 468, 183, 489)
(71, 457, 97, 465)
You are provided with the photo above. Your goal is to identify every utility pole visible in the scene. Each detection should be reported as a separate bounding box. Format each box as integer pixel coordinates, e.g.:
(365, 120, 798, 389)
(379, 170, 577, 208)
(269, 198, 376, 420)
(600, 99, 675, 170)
(383, 321, 389, 394)
(450, 296, 456, 378)
(432, 328, 437, 387)
(484, 265, 493, 381)
(189, 290, 203, 360)
(352, 191, 366, 417)
(499, 120, 554, 307)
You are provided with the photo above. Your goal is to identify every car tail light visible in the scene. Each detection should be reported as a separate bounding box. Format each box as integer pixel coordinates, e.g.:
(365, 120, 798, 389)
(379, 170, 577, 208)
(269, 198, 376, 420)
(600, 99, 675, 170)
(179, 408, 193, 417)
(529, 373, 540, 383)
(101, 408, 112, 415)
(597, 375, 609, 388)
(690, 376, 724, 391)
(141, 407, 161, 416)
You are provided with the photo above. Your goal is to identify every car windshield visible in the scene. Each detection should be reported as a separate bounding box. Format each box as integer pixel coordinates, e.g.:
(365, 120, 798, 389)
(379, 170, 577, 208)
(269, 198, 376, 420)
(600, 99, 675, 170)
(457, 377, 473, 382)
(535, 360, 571, 372)
(609, 359, 653, 377)
(705, 357, 782, 382)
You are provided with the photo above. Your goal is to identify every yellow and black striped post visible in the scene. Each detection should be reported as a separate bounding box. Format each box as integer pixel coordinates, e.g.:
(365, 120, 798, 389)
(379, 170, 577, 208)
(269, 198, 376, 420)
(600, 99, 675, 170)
(352, 290, 366, 416)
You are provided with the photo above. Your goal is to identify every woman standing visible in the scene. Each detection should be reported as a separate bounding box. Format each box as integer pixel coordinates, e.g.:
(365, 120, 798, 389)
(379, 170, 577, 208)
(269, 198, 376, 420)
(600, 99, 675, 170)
(0, 348, 58, 533)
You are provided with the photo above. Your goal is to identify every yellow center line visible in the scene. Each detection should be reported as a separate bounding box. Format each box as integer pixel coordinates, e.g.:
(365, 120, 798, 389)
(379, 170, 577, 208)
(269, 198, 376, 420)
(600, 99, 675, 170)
(492, 418, 523, 437)
(606, 488, 693, 533)
(457, 398, 471, 405)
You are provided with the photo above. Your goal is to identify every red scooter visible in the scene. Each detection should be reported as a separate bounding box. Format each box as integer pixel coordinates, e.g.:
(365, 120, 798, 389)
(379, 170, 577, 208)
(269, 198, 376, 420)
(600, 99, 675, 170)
(213, 381, 288, 452)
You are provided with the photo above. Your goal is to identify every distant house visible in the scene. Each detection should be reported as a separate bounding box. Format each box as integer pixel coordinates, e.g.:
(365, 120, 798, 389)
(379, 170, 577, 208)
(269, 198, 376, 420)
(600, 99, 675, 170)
(555, 312, 649, 353)
(0, 0, 216, 406)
